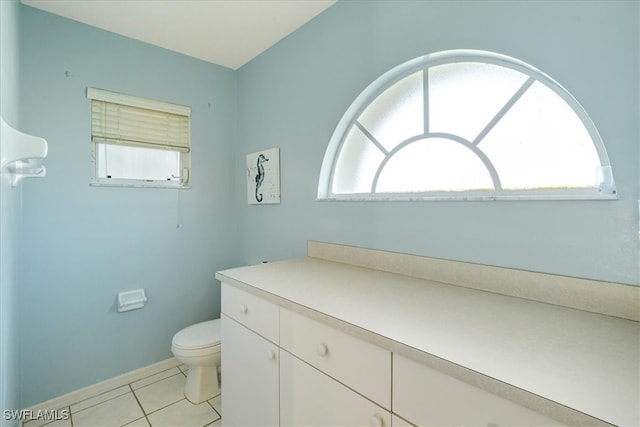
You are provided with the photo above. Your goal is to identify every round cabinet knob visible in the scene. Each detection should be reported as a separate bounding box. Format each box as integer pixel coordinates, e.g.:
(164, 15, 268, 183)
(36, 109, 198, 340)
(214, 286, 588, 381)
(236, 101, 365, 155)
(316, 343, 329, 357)
(239, 304, 248, 314)
(267, 349, 277, 360)
(369, 414, 385, 427)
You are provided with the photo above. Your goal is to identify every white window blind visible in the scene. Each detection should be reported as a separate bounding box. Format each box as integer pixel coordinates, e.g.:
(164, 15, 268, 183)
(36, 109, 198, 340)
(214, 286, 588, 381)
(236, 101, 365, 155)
(87, 87, 191, 188)
(87, 87, 191, 152)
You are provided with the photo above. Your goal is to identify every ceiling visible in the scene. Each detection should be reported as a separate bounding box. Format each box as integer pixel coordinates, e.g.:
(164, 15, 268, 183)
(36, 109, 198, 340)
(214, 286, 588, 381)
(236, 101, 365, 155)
(21, 0, 336, 70)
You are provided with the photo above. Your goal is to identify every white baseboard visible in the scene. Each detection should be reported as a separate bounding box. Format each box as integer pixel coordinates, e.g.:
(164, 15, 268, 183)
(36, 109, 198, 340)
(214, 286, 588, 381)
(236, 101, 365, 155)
(24, 357, 180, 412)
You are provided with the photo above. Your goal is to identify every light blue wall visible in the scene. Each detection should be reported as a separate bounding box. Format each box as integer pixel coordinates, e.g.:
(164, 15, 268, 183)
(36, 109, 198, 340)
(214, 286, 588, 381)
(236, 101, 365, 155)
(236, 0, 639, 285)
(0, 0, 22, 424)
(17, 6, 239, 406)
(8, 0, 640, 410)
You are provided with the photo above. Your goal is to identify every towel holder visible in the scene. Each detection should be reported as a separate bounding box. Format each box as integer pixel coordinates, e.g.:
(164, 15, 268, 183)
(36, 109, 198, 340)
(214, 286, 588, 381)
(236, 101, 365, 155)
(0, 117, 48, 187)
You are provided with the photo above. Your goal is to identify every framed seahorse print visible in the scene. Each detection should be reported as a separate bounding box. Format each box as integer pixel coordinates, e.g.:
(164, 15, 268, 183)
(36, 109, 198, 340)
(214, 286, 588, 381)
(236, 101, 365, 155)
(246, 147, 281, 204)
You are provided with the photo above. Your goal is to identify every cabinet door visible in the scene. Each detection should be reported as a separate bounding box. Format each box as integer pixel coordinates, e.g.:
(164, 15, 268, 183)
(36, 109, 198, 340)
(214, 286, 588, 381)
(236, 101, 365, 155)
(221, 314, 279, 426)
(281, 350, 391, 427)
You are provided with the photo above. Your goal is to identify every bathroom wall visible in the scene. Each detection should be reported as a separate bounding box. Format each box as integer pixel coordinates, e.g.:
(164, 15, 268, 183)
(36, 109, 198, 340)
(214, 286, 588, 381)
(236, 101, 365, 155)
(17, 6, 239, 406)
(236, 0, 639, 286)
(10, 0, 639, 410)
(0, 0, 22, 424)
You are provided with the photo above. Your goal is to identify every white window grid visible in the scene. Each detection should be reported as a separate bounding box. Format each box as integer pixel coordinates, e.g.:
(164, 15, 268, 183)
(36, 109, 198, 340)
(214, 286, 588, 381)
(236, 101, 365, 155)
(318, 50, 616, 201)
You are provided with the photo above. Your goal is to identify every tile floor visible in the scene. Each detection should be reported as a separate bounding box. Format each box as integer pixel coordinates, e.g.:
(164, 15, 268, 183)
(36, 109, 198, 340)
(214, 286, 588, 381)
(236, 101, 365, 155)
(23, 366, 222, 427)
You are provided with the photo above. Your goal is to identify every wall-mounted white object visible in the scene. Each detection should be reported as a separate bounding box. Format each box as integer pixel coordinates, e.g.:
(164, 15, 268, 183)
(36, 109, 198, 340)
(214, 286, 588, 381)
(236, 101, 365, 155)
(0, 116, 48, 187)
(247, 147, 280, 204)
(117, 288, 147, 313)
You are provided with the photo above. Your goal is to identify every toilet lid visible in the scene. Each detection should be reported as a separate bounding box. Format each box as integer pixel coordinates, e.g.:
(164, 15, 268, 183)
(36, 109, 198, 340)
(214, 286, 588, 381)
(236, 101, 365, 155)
(172, 319, 221, 350)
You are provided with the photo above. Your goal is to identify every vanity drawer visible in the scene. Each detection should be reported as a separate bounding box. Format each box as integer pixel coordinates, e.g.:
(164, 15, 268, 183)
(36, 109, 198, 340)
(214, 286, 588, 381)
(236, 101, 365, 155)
(280, 307, 391, 409)
(221, 282, 279, 343)
(393, 354, 565, 426)
(280, 350, 391, 427)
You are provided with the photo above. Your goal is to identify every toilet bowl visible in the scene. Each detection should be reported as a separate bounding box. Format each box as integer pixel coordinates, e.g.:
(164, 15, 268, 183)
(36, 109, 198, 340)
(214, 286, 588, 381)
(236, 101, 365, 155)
(171, 319, 221, 404)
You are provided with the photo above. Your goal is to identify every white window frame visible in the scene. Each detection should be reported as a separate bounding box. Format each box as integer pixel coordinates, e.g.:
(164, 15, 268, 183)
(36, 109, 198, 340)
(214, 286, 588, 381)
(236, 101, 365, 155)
(87, 87, 191, 189)
(318, 50, 617, 201)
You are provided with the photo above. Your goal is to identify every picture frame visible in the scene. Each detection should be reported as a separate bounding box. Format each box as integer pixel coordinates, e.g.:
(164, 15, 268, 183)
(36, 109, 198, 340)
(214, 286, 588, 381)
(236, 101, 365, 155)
(246, 147, 280, 204)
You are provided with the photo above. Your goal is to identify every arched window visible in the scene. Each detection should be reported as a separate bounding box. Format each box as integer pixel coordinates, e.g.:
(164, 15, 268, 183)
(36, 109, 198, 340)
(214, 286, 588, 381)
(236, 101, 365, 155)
(318, 50, 616, 201)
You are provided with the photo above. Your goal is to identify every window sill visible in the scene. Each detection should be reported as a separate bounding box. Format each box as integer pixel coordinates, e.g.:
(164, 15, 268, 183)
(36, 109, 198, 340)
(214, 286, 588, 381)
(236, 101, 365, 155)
(90, 179, 190, 189)
(318, 191, 618, 202)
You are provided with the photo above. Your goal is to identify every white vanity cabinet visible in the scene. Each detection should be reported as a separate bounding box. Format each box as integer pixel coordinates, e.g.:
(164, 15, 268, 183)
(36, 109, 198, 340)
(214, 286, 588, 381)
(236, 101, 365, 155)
(220, 281, 568, 427)
(216, 253, 632, 427)
(393, 354, 565, 427)
(279, 307, 391, 409)
(280, 351, 391, 427)
(221, 283, 279, 426)
(280, 307, 392, 426)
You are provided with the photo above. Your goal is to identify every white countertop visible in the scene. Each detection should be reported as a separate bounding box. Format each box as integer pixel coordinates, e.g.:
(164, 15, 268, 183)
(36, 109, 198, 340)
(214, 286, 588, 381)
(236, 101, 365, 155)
(216, 257, 640, 426)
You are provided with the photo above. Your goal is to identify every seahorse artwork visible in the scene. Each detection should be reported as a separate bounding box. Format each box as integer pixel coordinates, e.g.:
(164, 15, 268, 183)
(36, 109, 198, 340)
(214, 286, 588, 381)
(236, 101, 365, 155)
(246, 147, 280, 205)
(255, 153, 269, 202)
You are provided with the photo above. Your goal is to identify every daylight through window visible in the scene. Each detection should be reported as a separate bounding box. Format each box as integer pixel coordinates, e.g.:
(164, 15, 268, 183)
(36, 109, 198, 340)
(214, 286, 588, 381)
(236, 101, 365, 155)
(87, 87, 191, 188)
(318, 50, 616, 201)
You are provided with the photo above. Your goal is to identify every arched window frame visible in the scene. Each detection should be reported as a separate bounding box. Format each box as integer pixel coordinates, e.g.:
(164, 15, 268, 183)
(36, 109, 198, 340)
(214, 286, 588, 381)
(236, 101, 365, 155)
(318, 50, 617, 201)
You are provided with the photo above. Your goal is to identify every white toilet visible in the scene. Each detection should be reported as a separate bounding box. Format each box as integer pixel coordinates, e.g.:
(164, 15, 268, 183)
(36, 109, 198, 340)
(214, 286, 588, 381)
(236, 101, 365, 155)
(171, 319, 221, 404)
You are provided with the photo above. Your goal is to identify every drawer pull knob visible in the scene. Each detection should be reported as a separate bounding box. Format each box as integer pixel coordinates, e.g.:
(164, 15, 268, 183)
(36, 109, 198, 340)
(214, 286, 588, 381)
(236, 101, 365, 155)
(240, 304, 248, 314)
(316, 343, 329, 357)
(369, 414, 385, 427)
(267, 349, 277, 360)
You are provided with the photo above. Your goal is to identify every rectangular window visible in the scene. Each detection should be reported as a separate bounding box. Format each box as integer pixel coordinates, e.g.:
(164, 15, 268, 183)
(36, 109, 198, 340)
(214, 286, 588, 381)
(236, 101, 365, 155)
(87, 87, 191, 188)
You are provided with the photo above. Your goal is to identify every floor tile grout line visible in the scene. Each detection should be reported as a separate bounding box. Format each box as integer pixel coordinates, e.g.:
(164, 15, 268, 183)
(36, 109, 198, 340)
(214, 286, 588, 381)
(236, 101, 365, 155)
(64, 365, 180, 416)
(131, 371, 186, 393)
(127, 384, 151, 427)
(28, 405, 73, 427)
(130, 368, 185, 391)
(26, 367, 221, 427)
(143, 396, 189, 418)
(143, 395, 222, 426)
(70, 388, 132, 416)
(205, 398, 221, 419)
(131, 374, 190, 417)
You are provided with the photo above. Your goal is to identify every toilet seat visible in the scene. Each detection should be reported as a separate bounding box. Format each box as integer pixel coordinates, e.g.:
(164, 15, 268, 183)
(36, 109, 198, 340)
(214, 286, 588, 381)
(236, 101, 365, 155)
(171, 318, 222, 404)
(172, 319, 221, 351)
